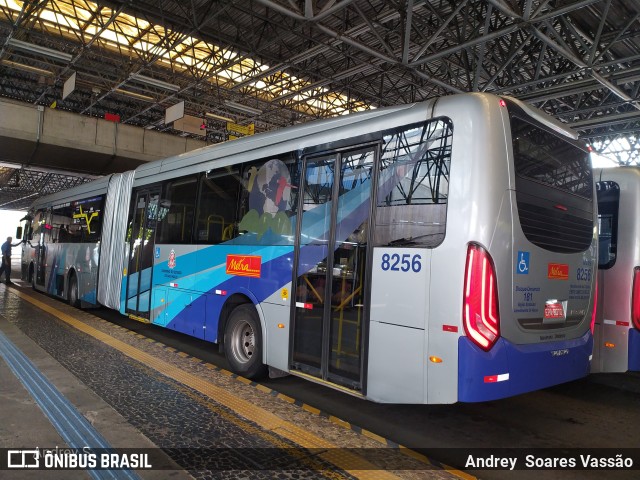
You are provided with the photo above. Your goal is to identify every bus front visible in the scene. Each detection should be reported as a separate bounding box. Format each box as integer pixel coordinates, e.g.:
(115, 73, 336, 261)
(457, 97, 596, 402)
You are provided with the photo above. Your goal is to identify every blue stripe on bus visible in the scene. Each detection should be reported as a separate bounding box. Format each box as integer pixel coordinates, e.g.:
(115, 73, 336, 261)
(457, 331, 593, 402)
(0, 330, 140, 480)
(158, 200, 371, 333)
(628, 328, 640, 371)
(124, 177, 373, 334)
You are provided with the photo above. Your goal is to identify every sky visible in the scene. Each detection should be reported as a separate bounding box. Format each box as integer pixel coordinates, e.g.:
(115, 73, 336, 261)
(0, 209, 28, 264)
(591, 152, 619, 168)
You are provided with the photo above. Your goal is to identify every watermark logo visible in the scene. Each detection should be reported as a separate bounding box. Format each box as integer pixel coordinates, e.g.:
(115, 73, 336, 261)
(7, 449, 39, 468)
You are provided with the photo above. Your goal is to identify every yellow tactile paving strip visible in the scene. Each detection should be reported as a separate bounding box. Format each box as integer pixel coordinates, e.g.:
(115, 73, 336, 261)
(11, 287, 474, 480)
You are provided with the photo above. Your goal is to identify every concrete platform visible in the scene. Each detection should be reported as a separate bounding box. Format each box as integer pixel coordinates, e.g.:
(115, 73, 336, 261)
(0, 281, 466, 480)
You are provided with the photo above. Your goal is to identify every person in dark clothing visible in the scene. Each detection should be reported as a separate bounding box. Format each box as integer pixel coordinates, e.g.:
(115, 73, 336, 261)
(0, 236, 21, 285)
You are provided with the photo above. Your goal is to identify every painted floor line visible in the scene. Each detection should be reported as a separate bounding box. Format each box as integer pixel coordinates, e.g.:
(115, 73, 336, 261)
(12, 289, 404, 480)
(11, 287, 476, 480)
(0, 328, 140, 480)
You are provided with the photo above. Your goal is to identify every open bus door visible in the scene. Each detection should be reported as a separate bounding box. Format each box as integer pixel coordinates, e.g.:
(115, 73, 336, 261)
(34, 209, 51, 287)
(125, 188, 161, 320)
(291, 146, 376, 393)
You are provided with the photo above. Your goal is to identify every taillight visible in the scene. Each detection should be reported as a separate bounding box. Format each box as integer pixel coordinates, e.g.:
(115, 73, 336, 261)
(463, 244, 500, 351)
(632, 267, 640, 330)
(590, 277, 598, 335)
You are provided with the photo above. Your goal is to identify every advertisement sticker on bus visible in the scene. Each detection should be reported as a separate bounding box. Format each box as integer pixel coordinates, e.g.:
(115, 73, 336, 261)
(547, 263, 569, 280)
(226, 254, 262, 278)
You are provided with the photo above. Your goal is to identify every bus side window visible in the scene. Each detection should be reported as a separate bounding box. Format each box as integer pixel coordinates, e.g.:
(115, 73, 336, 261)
(197, 169, 242, 244)
(596, 181, 620, 269)
(53, 204, 81, 244)
(375, 118, 452, 248)
(156, 176, 198, 244)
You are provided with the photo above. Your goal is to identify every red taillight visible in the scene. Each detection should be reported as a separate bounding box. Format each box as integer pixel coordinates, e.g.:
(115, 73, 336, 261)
(632, 267, 640, 330)
(463, 244, 500, 351)
(590, 277, 598, 335)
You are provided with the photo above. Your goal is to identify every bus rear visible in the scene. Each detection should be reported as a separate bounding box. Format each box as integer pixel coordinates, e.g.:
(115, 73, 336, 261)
(592, 167, 640, 373)
(456, 97, 596, 401)
(459, 101, 597, 401)
(364, 94, 596, 403)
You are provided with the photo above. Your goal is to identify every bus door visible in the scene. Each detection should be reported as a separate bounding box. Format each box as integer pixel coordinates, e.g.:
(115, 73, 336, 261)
(125, 188, 161, 319)
(291, 146, 376, 392)
(34, 209, 50, 287)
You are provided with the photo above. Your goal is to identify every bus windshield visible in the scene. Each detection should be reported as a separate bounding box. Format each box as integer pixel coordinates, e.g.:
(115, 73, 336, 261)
(510, 115, 593, 254)
(511, 116, 592, 199)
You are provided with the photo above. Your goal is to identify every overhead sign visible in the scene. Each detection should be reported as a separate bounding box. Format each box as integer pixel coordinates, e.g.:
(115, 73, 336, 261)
(62, 71, 76, 100)
(174, 114, 203, 136)
(226, 122, 254, 136)
(165, 101, 185, 125)
(104, 113, 120, 123)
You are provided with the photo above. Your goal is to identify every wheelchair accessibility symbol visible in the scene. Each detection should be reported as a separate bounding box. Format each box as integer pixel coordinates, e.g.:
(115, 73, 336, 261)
(517, 251, 530, 274)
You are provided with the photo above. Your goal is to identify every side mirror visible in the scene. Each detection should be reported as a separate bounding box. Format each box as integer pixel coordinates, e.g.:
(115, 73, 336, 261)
(16, 226, 23, 239)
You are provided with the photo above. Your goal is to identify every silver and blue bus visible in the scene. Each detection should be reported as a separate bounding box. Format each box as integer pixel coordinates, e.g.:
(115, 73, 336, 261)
(19, 93, 597, 403)
(592, 167, 640, 373)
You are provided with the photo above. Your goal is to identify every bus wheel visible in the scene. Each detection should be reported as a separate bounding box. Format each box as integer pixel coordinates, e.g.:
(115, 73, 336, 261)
(68, 275, 80, 308)
(224, 304, 267, 379)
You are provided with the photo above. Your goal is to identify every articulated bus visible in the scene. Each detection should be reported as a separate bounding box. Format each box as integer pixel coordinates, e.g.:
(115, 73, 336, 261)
(18, 93, 597, 403)
(592, 167, 640, 373)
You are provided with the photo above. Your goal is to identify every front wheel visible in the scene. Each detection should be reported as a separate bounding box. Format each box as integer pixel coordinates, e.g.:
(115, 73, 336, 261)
(224, 304, 268, 379)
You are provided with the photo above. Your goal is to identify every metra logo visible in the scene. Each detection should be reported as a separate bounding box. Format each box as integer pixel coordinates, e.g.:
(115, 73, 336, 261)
(547, 263, 569, 280)
(226, 255, 262, 278)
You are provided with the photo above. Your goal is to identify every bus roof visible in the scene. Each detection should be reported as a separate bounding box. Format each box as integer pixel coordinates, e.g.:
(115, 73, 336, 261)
(29, 174, 113, 210)
(27, 92, 580, 209)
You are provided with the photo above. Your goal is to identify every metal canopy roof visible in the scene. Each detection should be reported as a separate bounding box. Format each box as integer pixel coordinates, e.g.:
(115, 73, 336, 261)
(1, 0, 640, 209)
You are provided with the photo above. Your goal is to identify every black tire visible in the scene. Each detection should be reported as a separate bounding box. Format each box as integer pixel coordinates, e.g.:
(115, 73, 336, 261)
(68, 274, 80, 308)
(224, 304, 268, 379)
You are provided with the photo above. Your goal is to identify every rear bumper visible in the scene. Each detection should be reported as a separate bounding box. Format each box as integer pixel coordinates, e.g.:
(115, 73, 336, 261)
(458, 331, 592, 402)
(629, 329, 640, 371)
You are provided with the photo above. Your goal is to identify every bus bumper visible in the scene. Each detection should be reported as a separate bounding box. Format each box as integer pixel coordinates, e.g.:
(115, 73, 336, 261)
(457, 331, 593, 402)
(629, 329, 640, 371)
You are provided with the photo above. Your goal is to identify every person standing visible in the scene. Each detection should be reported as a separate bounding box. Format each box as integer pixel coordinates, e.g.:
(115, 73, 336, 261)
(0, 236, 21, 285)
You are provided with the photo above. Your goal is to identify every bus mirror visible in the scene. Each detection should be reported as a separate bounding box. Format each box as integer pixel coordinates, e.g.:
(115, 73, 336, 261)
(16, 226, 23, 239)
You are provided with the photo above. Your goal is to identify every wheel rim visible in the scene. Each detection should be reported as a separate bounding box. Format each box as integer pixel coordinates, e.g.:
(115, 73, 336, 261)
(230, 319, 255, 364)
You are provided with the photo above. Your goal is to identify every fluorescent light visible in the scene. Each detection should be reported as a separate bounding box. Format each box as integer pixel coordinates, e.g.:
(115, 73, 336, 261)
(206, 112, 234, 122)
(129, 73, 180, 92)
(7, 38, 72, 62)
(1, 59, 53, 76)
(114, 88, 154, 102)
(224, 100, 262, 115)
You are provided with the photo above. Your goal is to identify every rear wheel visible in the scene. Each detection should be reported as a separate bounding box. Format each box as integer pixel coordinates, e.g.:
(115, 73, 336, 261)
(68, 274, 80, 308)
(224, 304, 267, 379)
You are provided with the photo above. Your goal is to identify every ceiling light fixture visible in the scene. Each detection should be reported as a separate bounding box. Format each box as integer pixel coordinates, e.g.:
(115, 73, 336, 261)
(1, 59, 53, 76)
(205, 112, 234, 122)
(224, 100, 262, 115)
(129, 73, 180, 92)
(114, 88, 154, 102)
(7, 38, 72, 62)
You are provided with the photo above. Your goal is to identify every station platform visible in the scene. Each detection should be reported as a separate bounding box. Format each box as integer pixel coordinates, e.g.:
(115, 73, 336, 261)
(0, 281, 468, 480)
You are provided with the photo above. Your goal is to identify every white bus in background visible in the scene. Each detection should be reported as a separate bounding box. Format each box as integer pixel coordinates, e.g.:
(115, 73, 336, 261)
(592, 167, 640, 373)
(19, 93, 597, 403)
